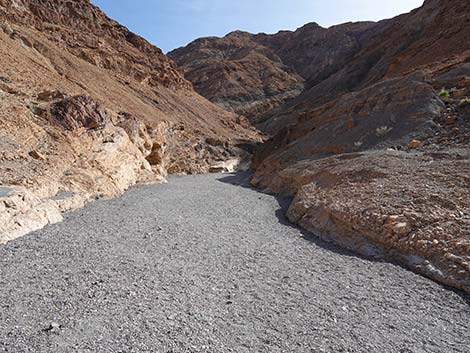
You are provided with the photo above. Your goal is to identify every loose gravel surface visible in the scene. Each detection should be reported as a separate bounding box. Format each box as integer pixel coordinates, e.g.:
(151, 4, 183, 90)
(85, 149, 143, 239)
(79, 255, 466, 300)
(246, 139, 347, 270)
(1, 173, 469, 353)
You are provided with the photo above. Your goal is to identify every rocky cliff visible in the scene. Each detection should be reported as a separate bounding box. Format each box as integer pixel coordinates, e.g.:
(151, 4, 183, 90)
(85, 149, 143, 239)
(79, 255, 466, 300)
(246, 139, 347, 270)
(251, 0, 470, 293)
(174, 0, 470, 293)
(0, 0, 260, 241)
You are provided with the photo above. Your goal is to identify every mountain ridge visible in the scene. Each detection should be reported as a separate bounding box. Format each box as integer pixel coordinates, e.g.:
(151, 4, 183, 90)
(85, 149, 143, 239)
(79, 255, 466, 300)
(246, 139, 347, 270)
(169, 20, 376, 120)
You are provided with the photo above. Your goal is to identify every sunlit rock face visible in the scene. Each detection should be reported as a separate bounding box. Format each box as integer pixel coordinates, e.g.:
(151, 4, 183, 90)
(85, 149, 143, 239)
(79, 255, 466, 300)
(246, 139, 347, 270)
(0, 0, 261, 241)
(172, 0, 470, 292)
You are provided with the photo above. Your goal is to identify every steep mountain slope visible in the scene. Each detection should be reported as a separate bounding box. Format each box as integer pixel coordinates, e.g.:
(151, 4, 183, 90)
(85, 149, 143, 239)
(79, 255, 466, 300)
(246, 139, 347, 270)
(0, 0, 260, 240)
(253, 0, 470, 172)
(169, 22, 374, 121)
(251, 0, 470, 293)
(254, 22, 375, 88)
(169, 31, 305, 120)
(263, 0, 470, 132)
(174, 0, 470, 293)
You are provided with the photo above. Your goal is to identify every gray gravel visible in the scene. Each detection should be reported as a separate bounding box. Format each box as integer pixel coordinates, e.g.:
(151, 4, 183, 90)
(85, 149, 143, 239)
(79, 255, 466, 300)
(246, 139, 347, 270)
(0, 173, 469, 353)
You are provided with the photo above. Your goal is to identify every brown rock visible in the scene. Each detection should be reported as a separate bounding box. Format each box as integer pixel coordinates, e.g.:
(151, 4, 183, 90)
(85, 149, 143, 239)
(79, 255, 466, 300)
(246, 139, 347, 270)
(169, 22, 373, 121)
(43, 95, 109, 131)
(29, 150, 46, 161)
(252, 75, 443, 178)
(391, 222, 411, 235)
(408, 140, 423, 149)
(0, 0, 261, 242)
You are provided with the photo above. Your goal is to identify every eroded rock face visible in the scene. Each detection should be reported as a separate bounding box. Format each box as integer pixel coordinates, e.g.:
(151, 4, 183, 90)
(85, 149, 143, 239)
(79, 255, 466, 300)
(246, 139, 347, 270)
(0, 0, 261, 241)
(0, 187, 64, 244)
(252, 74, 444, 185)
(0, 0, 190, 89)
(42, 95, 109, 131)
(246, 0, 470, 293)
(0, 93, 164, 241)
(170, 31, 305, 121)
(254, 22, 374, 88)
(259, 150, 470, 293)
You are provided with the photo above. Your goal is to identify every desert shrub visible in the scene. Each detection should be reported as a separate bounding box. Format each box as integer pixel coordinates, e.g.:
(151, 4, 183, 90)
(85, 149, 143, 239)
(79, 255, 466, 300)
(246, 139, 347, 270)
(354, 141, 363, 148)
(438, 88, 450, 98)
(376, 126, 392, 137)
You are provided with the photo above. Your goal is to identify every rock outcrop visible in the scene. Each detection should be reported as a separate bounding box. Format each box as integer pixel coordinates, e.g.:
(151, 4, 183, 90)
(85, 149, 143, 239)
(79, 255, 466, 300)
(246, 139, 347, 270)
(252, 75, 470, 293)
(171, 0, 470, 292)
(249, 0, 470, 292)
(261, 0, 470, 133)
(252, 74, 444, 180)
(0, 0, 260, 241)
(273, 147, 470, 293)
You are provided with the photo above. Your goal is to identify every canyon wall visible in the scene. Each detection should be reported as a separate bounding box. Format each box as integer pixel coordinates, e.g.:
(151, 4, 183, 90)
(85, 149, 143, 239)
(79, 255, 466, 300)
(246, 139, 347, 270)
(0, 0, 260, 241)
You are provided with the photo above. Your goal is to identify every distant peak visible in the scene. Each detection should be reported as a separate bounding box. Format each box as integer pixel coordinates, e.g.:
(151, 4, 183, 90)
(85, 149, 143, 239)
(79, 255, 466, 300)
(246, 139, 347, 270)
(226, 30, 252, 38)
(297, 22, 324, 31)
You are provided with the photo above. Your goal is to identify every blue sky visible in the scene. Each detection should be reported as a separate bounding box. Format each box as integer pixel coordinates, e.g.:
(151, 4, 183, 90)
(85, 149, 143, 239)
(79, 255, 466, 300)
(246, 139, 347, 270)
(92, 0, 424, 53)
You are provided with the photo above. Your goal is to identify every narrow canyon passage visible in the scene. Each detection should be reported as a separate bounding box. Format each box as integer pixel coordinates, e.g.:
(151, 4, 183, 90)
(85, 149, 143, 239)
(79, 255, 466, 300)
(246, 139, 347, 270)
(0, 173, 469, 353)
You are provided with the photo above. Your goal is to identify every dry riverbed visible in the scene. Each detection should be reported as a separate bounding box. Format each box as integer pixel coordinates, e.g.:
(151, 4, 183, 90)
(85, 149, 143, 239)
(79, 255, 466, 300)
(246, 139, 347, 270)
(0, 173, 469, 352)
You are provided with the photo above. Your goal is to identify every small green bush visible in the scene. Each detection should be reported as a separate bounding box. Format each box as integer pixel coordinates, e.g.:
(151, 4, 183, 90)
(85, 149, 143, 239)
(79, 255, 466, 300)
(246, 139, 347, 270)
(438, 88, 450, 98)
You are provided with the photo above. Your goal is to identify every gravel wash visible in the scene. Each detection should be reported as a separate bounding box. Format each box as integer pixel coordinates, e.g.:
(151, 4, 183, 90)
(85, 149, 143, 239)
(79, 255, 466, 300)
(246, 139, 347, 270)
(1, 173, 469, 353)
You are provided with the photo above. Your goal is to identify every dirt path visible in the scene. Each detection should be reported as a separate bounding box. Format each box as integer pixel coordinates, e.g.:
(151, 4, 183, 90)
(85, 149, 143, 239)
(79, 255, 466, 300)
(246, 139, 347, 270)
(0, 173, 469, 352)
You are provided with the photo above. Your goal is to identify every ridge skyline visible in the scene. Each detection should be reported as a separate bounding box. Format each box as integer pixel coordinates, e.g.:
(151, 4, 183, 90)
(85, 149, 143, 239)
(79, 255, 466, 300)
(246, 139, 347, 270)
(92, 0, 424, 53)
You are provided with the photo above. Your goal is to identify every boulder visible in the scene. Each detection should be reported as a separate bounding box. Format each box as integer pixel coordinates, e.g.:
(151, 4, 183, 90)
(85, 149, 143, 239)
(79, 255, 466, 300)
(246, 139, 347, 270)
(43, 95, 109, 131)
(408, 140, 423, 149)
